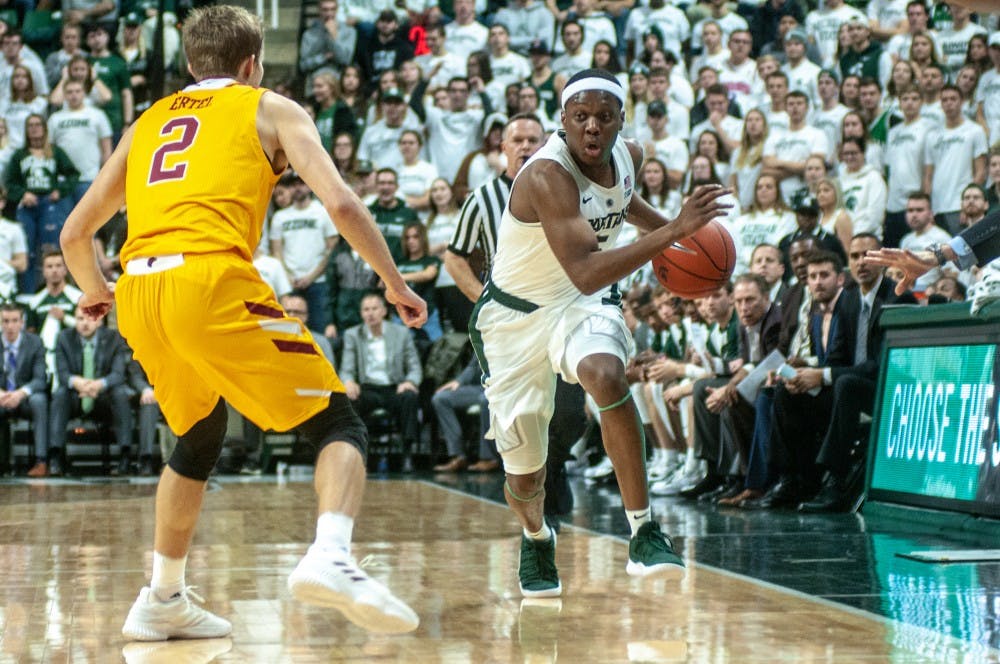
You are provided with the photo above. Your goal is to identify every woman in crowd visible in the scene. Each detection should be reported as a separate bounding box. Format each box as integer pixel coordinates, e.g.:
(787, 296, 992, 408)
(965, 33, 991, 75)
(987, 150, 1000, 214)
(312, 71, 356, 153)
(339, 65, 367, 137)
(695, 129, 730, 184)
(50, 54, 112, 108)
(689, 21, 728, 84)
(955, 64, 981, 121)
(397, 222, 442, 343)
(729, 109, 768, 211)
(4, 113, 78, 293)
(467, 51, 503, 112)
(839, 73, 861, 110)
(624, 63, 649, 134)
(732, 173, 796, 275)
(883, 59, 917, 119)
(835, 136, 887, 239)
(592, 39, 624, 85)
(2, 66, 47, 149)
(907, 32, 940, 80)
(396, 129, 438, 216)
(425, 178, 470, 332)
(840, 110, 883, 173)
(118, 14, 150, 115)
(637, 158, 681, 226)
(804, 155, 829, 195)
(0, 118, 14, 187)
(331, 131, 358, 177)
(816, 176, 854, 252)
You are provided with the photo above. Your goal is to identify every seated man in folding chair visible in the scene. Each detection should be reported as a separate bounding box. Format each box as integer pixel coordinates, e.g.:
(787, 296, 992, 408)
(0, 302, 49, 476)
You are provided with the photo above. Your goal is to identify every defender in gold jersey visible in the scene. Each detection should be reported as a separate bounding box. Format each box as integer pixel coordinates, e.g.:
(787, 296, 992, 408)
(61, 5, 426, 643)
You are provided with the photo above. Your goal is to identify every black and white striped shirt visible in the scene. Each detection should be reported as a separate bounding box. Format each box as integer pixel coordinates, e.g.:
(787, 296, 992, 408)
(447, 174, 512, 278)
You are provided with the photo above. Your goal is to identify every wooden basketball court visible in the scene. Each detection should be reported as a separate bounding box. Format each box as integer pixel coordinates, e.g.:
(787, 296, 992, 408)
(0, 475, 997, 662)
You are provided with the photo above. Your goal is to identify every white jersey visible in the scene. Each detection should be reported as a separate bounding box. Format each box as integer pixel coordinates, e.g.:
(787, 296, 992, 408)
(491, 132, 636, 307)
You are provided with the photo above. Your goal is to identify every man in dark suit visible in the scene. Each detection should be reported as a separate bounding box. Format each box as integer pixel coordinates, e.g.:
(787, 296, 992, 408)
(746, 250, 856, 509)
(0, 303, 50, 477)
(126, 357, 163, 477)
(50, 306, 133, 475)
(683, 274, 783, 499)
(340, 291, 422, 469)
(800, 234, 918, 512)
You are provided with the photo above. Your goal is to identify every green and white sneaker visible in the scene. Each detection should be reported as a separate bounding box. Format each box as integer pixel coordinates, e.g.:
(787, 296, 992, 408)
(626, 521, 686, 579)
(518, 531, 561, 598)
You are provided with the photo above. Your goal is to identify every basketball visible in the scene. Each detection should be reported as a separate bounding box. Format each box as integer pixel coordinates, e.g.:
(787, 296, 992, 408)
(651, 220, 736, 298)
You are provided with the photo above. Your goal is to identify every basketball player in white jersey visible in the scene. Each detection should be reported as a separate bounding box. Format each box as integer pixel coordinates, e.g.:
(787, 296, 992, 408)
(471, 69, 730, 596)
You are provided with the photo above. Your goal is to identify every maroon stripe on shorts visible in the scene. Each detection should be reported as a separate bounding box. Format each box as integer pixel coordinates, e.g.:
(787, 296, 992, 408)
(273, 339, 319, 355)
(245, 301, 284, 318)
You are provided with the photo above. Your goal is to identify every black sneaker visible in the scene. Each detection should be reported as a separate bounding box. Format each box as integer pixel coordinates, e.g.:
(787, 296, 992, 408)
(626, 521, 685, 579)
(519, 531, 561, 598)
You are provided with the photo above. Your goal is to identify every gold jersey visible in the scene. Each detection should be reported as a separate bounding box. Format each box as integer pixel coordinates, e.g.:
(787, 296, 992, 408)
(122, 80, 280, 264)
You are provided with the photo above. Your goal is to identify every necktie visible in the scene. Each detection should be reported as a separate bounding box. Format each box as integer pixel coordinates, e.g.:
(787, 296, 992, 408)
(855, 301, 870, 366)
(81, 340, 95, 414)
(5, 346, 15, 391)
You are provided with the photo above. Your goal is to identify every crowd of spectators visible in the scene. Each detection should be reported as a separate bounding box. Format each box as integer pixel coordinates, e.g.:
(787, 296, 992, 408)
(3, 0, 1000, 506)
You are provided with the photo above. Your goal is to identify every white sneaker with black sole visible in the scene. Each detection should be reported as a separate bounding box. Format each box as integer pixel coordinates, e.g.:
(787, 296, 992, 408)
(288, 546, 419, 634)
(122, 587, 232, 642)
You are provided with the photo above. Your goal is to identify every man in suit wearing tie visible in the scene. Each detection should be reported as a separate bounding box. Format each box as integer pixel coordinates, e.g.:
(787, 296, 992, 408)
(683, 274, 784, 500)
(799, 234, 918, 512)
(340, 291, 423, 470)
(50, 305, 133, 475)
(0, 303, 50, 477)
(748, 250, 855, 509)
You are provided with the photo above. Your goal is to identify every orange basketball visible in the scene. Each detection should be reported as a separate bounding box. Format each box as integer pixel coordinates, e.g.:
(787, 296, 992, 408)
(651, 220, 736, 298)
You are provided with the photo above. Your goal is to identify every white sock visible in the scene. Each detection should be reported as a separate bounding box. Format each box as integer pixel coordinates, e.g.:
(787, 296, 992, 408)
(625, 507, 652, 537)
(524, 523, 552, 541)
(151, 552, 186, 602)
(683, 449, 699, 473)
(314, 511, 353, 553)
(664, 449, 679, 467)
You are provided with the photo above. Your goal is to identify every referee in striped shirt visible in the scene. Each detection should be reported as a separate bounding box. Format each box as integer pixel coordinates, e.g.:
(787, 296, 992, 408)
(444, 113, 584, 528)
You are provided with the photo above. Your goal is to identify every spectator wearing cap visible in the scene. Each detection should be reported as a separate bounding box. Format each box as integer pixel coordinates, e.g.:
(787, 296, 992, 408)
(356, 87, 422, 173)
(353, 159, 377, 202)
(86, 23, 132, 142)
(838, 18, 890, 83)
(551, 20, 590, 79)
(116, 12, 152, 116)
(975, 34, 1000, 145)
(804, 0, 866, 70)
(781, 26, 821, 108)
(444, 0, 489, 62)
(635, 100, 689, 191)
(494, 0, 555, 56)
(416, 24, 467, 91)
(299, 0, 358, 89)
(357, 9, 415, 90)
(779, 192, 847, 273)
(486, 24, 530, 89)
(44, 24, 86, 91)
(759, 14, 823, 66)
(526, 39, 565, 118)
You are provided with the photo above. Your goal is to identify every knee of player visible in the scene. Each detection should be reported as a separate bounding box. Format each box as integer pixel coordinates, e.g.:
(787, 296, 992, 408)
(576, 355, 628, 397)
(506, 468, 546, 495)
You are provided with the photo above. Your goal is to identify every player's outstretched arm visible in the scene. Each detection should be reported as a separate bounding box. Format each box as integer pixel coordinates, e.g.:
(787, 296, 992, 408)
(521, 160, 730, 295)
(259, 92, 427, 328)
(60, 127, 133, 320)
(863, 248, 938, 295)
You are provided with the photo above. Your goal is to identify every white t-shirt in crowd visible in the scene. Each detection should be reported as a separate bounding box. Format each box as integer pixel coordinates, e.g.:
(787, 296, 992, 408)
(805, 4, 867, 68)
(809, 103, 849, 157)
(838, 164, 888, 238)
(732, 208, 797, 275)
(254, 253, 293, 298)
(444, 21, 490, 61)
(47, 105, 112, 180)
(489, 50, 531, 88)
(976, 68, 1000, 145)
(885, 117, 935, 213)
(782, 59, 822, 109)
(718, 58, 760, 113)
(424, 105, 484, 184)
(924, 119, 988, 214)
(936, 22, 987, 76)
(763, 124, 830, 201)
(269, 200, 338, 280)
(0, 217, 26, 297)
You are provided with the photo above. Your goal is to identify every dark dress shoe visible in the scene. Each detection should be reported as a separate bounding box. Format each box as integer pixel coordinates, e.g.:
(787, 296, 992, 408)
(49, 456, 63, 477)
(139, 456, 156, 477)
(698, 478, 739, 502)
(433, 456, 468, 472)
(741, 478, 802, 510)
(718, 488, 764, 506)
(799, 475, 853, 513)
(679, 474, 724, 499)
(116, 456, 133, 476)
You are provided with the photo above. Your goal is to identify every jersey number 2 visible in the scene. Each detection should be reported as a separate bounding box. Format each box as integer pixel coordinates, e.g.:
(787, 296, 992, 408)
(148, 117, 200, 184)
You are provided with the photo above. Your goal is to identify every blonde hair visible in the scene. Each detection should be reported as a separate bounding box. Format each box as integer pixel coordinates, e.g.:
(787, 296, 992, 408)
(734, 109, 768, 170)
(816, 177, 844, 211)
(182, 5, 263, 80)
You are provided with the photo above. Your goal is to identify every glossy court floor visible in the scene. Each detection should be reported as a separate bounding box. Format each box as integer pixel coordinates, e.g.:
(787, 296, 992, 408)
(2, 470, 1000, 663)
